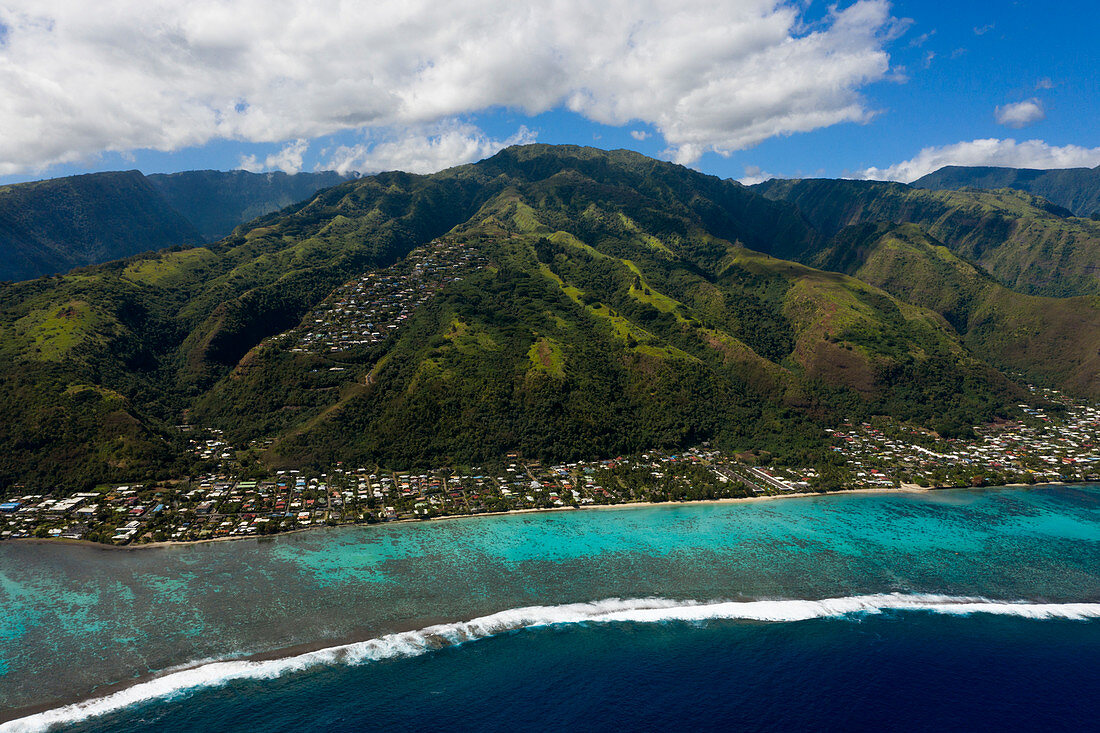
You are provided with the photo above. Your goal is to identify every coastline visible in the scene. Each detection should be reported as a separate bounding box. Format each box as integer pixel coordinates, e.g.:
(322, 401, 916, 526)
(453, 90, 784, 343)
(0, 480, 1095, 728)
(5, 482, 1059, 553)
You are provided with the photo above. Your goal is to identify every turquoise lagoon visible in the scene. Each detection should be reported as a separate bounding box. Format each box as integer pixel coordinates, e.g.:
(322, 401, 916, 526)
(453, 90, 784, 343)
(1, 485, 1099, 730)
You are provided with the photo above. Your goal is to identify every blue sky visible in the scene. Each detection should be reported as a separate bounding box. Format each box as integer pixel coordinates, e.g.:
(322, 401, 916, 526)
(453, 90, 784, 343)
(0, 0, 1096, 185)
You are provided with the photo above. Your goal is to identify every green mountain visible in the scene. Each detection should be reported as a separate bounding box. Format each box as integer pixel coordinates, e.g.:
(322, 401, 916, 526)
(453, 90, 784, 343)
(147, 169, 351, 241)
(0, 169, 351, 283)
(0, 171, 204, 282)
(913, 165, 1100, 219)
(204, 180, 1012, 470)
(811, 222, 1100, 397)
(754, 178, 1100, 297)
(0, 145, 1060, 490)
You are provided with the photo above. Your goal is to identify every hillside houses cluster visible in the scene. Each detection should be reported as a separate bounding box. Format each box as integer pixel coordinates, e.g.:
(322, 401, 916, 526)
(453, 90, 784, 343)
(190, 429, 233, 462)
(292, 238, 487, 355)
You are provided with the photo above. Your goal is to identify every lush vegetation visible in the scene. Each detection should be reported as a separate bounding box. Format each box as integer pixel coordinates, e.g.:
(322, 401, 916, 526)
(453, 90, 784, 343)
(812, 222, 1100, 398)
(2, 144, 1087, 491)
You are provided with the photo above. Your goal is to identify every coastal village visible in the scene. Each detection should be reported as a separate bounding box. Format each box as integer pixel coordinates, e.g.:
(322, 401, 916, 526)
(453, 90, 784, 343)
(0, 447, 766, 544)
(3, 386, 1099, 545)
(835, 387, 1100, 489)
(3, 239, 1100, 545)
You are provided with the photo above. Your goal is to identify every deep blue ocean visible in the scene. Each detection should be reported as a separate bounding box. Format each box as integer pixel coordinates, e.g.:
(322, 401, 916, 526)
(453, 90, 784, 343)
(2, 486, 1099, 732)
(58, 614, 1100, 733)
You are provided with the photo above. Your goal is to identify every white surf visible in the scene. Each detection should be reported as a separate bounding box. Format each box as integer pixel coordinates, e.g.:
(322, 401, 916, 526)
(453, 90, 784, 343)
(4, 593, 1098, 733)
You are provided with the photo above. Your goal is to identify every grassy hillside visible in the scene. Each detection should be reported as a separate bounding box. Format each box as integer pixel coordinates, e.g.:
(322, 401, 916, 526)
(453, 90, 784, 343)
(755, 178, 1100, 297)
(0, 171, 204, 282)
(0, 145, 1045, 489)
(813, 222, 1100, 396)
(914, 165, 1100, 218)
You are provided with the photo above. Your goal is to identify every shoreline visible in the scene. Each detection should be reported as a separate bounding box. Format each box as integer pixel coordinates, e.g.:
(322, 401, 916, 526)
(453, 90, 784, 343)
(5, 481, 1071, 553)
(0, 480, 1093, 726)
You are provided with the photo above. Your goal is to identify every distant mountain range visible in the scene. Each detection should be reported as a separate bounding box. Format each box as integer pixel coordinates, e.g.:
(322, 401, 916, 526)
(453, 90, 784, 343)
(753, 177, 1100, 298)
(0, 169, 350, 282)
(147, 169, 352, 242)
(2, 145, 1100, 489)
(913, 164, 1100, 219)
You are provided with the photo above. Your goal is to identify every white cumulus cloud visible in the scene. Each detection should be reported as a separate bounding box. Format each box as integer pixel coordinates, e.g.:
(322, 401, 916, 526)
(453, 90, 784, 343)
(738, 165, 778, 185)
(860, 138, 1100, 183)
(325, 123, 536, 175)
(995, 99, 1045, 129)
(239, 139, 309, 174)
(0, 0, 901, 175)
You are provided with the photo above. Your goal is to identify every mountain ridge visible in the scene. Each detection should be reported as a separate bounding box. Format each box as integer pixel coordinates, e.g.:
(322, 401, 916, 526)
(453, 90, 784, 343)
(754, 177, 1100, 297)
(0, 169, 352, 282)
(0, 170, 204, 282)
(913, 164, 1100, 218)
(147, 169, 351, 241)
(0, 144, 1089, 489)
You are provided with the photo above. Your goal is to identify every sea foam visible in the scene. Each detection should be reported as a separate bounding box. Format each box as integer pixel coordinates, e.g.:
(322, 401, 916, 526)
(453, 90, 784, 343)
(4, 593, 1098, 733)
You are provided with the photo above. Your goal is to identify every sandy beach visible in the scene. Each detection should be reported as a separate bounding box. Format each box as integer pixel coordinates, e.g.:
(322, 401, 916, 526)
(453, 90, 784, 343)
(4, 483, 971, 553)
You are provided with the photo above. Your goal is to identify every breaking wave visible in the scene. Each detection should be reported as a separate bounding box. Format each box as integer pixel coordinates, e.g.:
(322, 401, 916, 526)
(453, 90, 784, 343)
(4, 593, 1099, 732)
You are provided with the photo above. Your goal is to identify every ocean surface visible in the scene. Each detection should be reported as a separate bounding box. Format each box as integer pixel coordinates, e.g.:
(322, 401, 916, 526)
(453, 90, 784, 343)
(1, 485, 1099, 731)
